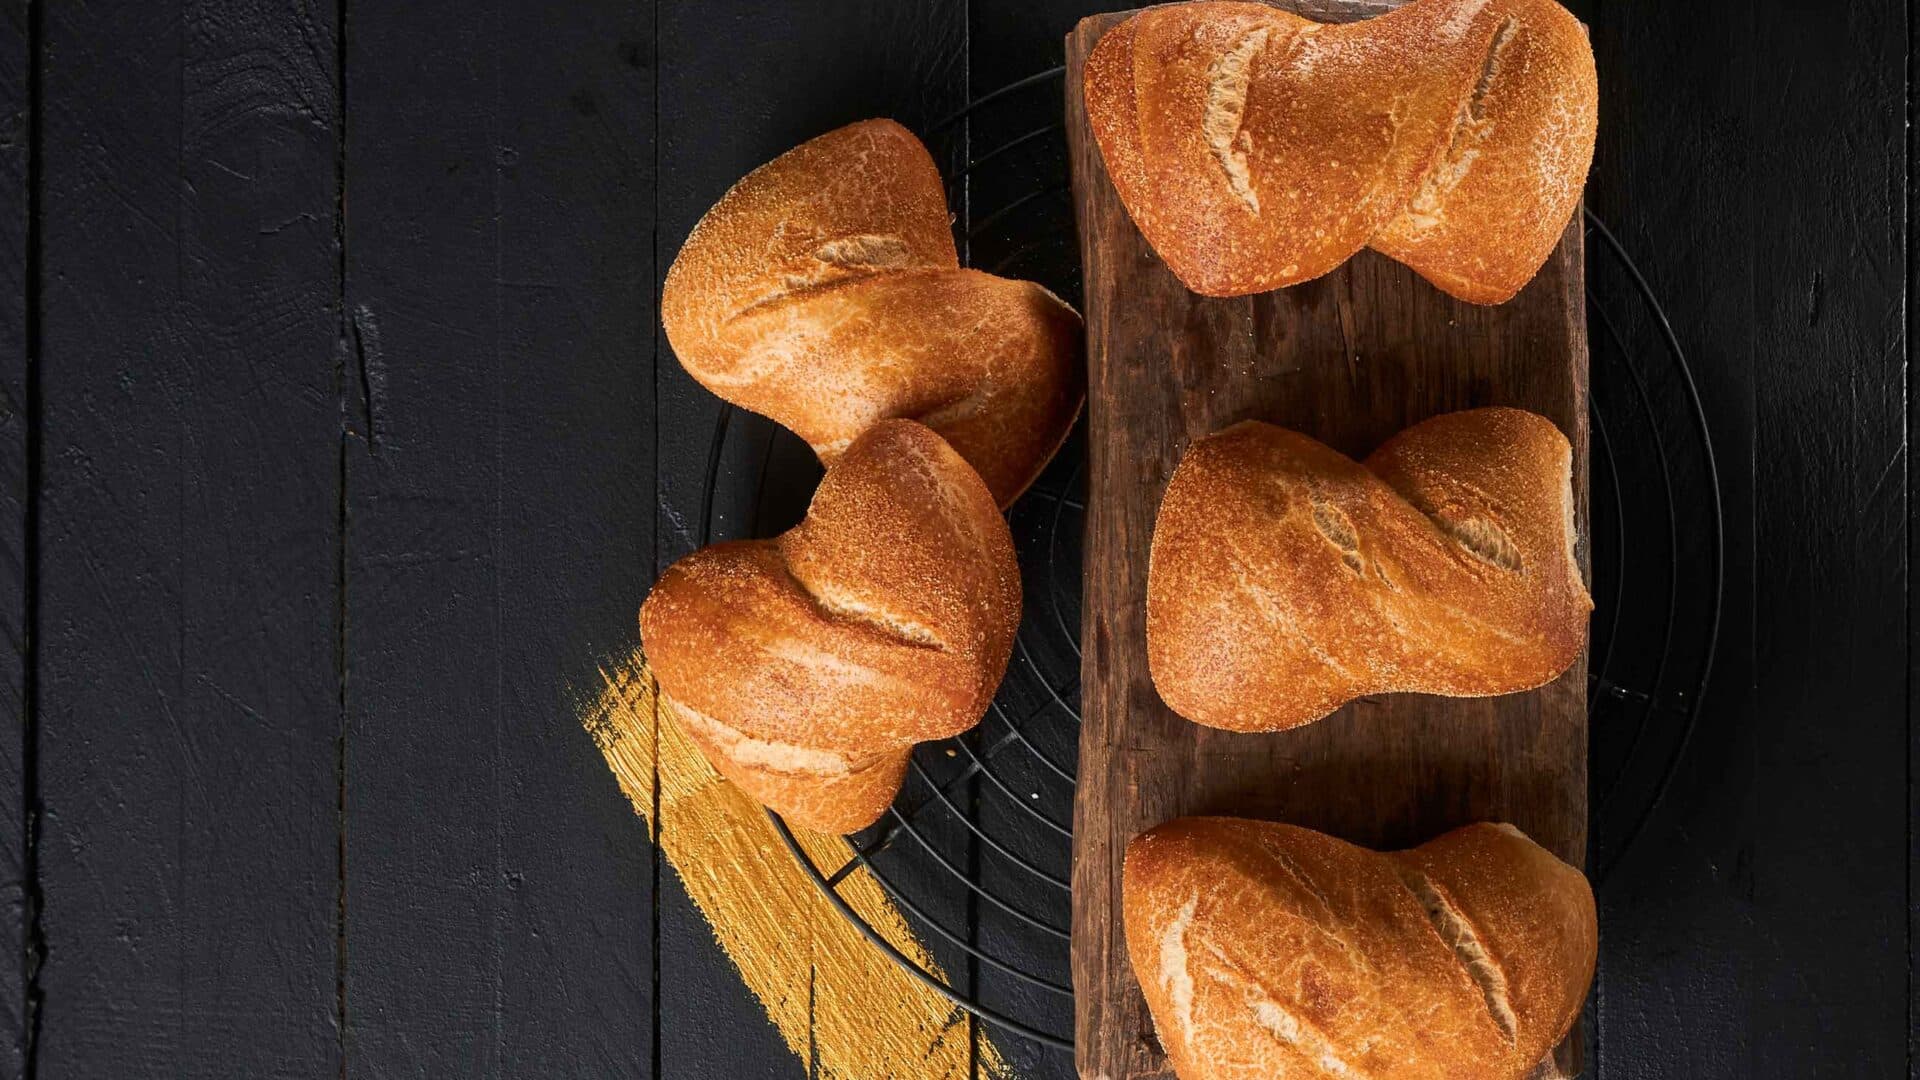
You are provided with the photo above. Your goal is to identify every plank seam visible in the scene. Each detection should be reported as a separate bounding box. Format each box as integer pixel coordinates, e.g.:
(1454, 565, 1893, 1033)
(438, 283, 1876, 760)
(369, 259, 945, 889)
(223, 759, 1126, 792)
(488, 2, 507, 1070)
(21, 0, 43, 1073)
(333, 0, 350, 1074)
(1906, 0, 1916, 1076)
(649, 2, 663, 1076)
(333, 417, 348, 1080)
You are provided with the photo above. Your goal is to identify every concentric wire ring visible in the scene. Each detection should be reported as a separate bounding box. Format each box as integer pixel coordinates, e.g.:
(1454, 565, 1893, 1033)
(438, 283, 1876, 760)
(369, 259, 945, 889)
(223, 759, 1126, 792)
(682, 68, 1724, 1054)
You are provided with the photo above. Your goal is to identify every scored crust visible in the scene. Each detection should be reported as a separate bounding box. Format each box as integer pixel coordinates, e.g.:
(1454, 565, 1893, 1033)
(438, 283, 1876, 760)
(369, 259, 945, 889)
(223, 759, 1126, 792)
(639, 419, 1020, 833)
(1083, 0, 1598, 303)
(662, 119, 1085, 506)
(1123, 817, 1597, 1080)
(1146, 407, 1592, 732)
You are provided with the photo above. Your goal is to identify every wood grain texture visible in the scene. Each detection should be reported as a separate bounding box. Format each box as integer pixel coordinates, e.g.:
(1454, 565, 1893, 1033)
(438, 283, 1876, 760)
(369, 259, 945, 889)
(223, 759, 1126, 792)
(1066, 4, 1590, 1077)
(35, 1, 342, 1074)
(339, 0, 657, 1074)
(0, 0, 26, 1073)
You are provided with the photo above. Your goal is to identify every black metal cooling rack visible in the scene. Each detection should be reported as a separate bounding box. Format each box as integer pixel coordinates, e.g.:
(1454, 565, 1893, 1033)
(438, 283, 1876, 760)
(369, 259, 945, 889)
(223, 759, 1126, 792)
(691, 68, 1725, 1057)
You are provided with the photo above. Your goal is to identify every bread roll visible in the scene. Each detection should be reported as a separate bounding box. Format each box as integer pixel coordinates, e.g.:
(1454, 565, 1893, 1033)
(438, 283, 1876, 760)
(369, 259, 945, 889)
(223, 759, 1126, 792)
(639, 420, 1019, 833)
(1147, 407, 1590, 731)
(662, 118, 1085, 507)
(1125, 817, 1596, 1080)
(1083, 0, 1597, 303)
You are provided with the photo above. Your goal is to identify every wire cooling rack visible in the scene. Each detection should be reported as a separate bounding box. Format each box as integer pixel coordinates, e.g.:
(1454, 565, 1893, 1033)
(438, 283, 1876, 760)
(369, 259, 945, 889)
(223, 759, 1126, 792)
(691, 68, 1725, 1056)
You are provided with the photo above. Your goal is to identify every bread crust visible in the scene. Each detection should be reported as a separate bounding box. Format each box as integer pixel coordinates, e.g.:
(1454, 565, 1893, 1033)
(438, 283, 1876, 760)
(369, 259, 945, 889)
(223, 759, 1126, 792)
(661, 119, 1084, 506)
(640, 420, 1020, 833)
(1123, 817, 1597, 1080)
(1146, 407, 1591, 732)
(1083, 0, 1597, 303)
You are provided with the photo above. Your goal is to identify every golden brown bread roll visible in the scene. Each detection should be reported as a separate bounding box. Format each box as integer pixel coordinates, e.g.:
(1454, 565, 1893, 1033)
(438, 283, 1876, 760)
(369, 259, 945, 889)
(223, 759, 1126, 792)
(661, 118, 1085, 507)
(1083, 0, 1597, 303)
(639, 419, 1019, 833)
(1147, 407, 1590, 731)
(1125, 817, 1597, 1080)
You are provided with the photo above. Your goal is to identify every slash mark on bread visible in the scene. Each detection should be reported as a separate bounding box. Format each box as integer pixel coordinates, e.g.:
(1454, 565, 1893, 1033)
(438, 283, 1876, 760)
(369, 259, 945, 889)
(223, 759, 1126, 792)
(1399, 16, 1520, 230)
(1246, 997, 1367, 1079)
(1202, 27, 1271, 214)
(1261, 845, 1336, 915)
(1195, 933, 1376, 1080)
(726, 233, 917, 323)
(1468, 17, 1521, 123)
(784, 568, 949, 650)
(1310, 499, 1365, 573)
(1397, 867, 1519, 1043)
(1159, 893, 1202, 1043)
(726, 271, 885, 325)
(669, 695, 861, 777)
(1225, 542, 1359, 682)
(1445, 515, 1524, 572)
(810, 233, 914, 271)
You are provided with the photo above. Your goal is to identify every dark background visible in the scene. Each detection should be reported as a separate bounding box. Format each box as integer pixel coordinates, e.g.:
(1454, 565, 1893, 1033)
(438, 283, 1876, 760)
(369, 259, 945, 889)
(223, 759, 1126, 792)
(0, 0, 1911, 1077)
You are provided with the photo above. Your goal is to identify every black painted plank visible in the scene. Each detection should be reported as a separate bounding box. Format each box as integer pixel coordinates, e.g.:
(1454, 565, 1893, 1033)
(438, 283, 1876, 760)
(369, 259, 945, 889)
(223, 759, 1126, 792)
(1582, 0, 1907, 1076)
(0, 0, 27, 1074)
(1910, 48, 1918, 1073)
(339, 0, 655, 1074)
(1742, 0, 1906, 1071)
(35, 1, 341, 1075)
(653, 3, 970, 1077)
(1911, 10, 1919, 1069)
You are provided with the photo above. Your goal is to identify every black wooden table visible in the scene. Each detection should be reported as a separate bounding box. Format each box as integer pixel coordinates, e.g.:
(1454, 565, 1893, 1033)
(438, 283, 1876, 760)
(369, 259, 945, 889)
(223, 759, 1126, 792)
(0, 1, 1910, 1077)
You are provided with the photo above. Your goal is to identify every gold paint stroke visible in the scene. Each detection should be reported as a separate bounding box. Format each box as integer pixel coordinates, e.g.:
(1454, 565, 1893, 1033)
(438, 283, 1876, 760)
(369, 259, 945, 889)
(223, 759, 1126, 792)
(581, 651, 1009, 1080)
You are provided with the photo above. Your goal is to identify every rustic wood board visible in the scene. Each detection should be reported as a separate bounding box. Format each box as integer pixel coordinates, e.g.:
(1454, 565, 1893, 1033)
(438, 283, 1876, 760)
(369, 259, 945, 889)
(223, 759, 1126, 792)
(1066, 4, 1592, 1077)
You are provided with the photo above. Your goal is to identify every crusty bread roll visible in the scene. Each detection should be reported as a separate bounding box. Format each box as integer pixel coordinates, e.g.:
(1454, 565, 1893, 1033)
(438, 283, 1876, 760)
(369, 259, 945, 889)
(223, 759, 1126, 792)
(639, 419, 1019, 833)
(1147, 407, 1590, 731)
(1125, 817, 1596, 1080)
(662, 118, 1085, 507)
(1083, 0, 1597, 303)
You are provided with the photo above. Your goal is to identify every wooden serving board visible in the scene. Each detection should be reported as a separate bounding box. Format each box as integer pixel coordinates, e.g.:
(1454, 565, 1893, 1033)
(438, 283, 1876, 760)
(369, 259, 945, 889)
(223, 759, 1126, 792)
(1065, 3, 1592, 1078)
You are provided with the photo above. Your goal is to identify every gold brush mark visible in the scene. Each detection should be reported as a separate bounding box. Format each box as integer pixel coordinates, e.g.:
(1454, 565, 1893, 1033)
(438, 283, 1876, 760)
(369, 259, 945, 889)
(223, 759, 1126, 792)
(580, 652, 1010, 1080)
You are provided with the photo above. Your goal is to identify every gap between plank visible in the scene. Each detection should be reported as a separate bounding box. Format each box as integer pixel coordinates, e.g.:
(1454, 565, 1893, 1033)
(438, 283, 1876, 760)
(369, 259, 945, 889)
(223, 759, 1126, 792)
(22, 0, 46, 1074)
(332, 0, 351, 1074)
